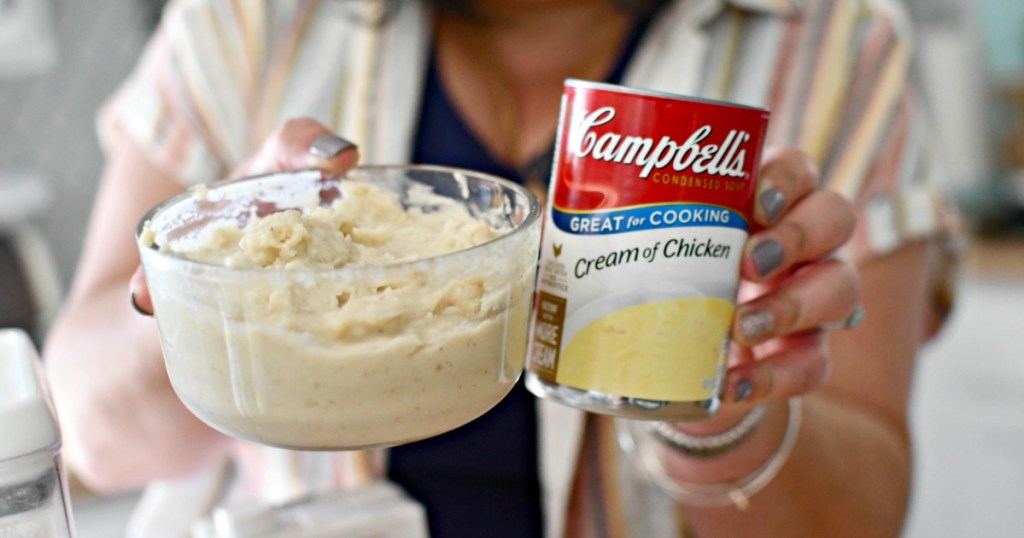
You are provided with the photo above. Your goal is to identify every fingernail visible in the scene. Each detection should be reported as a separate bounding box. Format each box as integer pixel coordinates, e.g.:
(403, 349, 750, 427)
(734, 378, 754, 402)
(751, 240, 783, 276)
(740, 310, 774, 340)
(129, 291, 153, 317)
(759, 188, 785, 223)
(310, 134, 356, 160)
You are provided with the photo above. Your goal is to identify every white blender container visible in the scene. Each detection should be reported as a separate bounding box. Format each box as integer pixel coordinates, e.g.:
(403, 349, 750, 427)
(0, 328, 75, 537)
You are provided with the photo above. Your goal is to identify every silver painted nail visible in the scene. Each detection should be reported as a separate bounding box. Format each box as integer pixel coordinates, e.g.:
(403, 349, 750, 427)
(751, 240, 783, 276)
(741, 310, 774, 340)
(734, 379, 754, 402)
(760, 188, 785, 223)
(129, 291, 153, 317)
(310, 134, 356, 159)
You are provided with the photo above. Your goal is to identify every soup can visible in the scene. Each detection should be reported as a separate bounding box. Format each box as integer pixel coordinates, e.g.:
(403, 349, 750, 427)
(525, 79, 770, 421)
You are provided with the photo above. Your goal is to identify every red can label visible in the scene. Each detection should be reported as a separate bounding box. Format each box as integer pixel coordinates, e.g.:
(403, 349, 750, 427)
(527, 80, 769, 403)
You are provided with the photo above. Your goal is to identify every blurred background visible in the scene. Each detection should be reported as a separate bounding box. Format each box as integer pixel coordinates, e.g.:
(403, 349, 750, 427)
(0, 0, 1021, 536)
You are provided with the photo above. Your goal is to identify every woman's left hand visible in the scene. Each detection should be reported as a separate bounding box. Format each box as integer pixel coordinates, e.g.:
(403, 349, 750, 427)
(722, 146, 861, 408)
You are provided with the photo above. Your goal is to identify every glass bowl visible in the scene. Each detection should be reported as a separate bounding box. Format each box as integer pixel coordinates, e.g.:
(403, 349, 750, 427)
(136, 165, 541, 450)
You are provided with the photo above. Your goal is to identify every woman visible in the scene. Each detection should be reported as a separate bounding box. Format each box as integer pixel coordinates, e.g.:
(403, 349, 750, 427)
(44, 0, 957, 536)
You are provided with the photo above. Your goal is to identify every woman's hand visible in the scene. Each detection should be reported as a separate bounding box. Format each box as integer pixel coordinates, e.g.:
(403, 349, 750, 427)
(644, 146, 861, 509)
(129, 118, 359, 315)
(658, 146, 924, 537)
(660, 147, 859, 450)
(234, 117, 360, 178)
(723, 147, 860, 408)
(656, 146, 859, 472)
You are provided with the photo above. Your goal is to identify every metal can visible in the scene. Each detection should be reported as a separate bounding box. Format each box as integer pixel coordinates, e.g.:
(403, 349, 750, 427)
(525, 80, 770, 421)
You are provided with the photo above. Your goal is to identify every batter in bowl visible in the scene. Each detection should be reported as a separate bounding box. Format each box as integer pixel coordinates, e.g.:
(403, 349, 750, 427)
(140, 175, 538, 449)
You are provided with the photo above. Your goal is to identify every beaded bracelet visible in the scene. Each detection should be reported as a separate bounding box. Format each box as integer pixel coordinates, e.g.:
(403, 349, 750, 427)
(647, 404, 769, 458)
(618, 397, 803, 511)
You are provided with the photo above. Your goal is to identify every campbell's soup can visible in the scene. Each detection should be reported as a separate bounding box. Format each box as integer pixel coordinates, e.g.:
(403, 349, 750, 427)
(525, 80, 770, 421)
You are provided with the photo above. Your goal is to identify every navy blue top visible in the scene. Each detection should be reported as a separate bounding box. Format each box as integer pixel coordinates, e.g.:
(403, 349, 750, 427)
(388, 14, 654, 538)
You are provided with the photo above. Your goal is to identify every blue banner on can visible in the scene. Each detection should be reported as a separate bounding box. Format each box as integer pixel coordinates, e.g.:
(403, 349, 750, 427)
(551, 203, 748, 235)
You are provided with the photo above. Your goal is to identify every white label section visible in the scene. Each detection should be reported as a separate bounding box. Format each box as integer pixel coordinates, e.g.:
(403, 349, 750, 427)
(537, 213, 745, 346)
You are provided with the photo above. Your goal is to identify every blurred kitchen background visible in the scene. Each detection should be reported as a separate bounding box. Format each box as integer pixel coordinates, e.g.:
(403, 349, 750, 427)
(0, 0, 1022, 536)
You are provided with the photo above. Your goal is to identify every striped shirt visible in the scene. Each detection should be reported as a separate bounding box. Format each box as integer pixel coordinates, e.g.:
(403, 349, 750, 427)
(101, 0, 957, 536)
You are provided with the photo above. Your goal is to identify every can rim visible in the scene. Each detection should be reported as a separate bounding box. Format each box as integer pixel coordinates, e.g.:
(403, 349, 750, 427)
(564, 78, 769, 113)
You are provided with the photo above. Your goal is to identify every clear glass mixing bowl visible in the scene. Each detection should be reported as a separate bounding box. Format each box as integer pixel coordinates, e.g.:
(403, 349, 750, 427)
(136, 165, 541, 450)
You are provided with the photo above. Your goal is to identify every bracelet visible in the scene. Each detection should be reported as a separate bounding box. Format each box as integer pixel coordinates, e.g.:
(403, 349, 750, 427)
(618, 397, 803, 511)
(647, 404, 769, 458)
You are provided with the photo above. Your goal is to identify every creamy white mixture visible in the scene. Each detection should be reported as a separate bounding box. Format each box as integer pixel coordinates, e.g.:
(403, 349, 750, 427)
(144, 180, 534, 449)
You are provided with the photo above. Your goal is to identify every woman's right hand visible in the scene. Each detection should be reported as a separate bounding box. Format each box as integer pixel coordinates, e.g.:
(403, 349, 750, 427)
(129, 118, 359, 316)
(45, 119, 358, 493)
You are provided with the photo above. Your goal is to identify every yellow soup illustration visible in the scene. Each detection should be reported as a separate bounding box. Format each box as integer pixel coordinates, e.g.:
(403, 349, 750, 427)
(556, 297, 733, 401)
